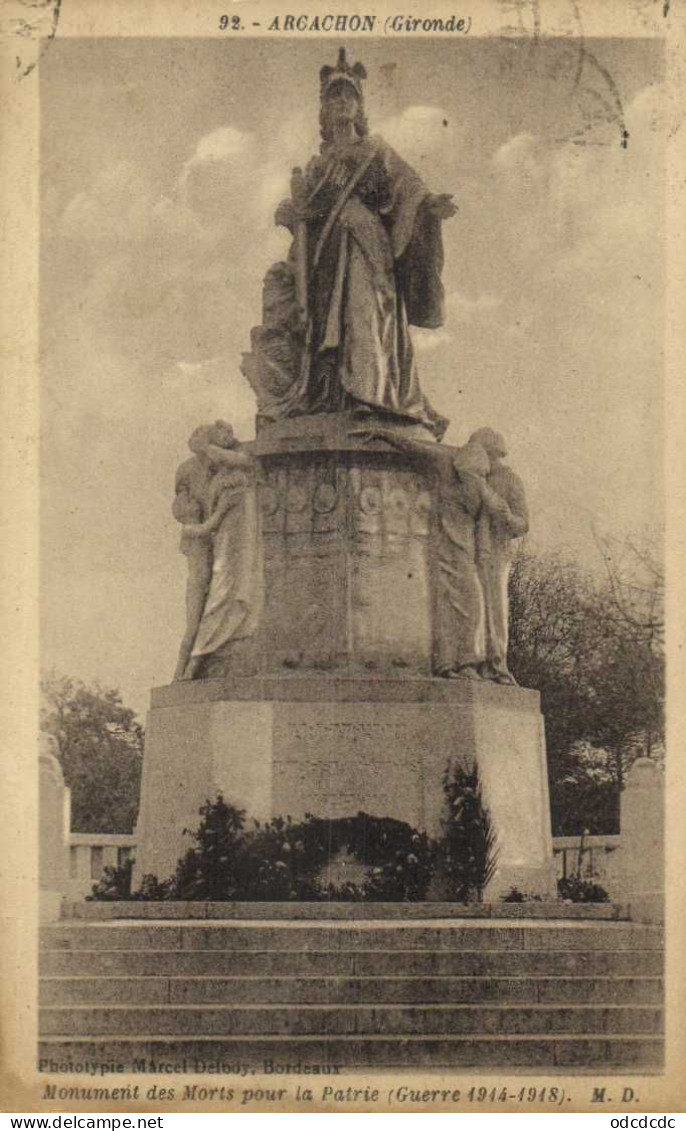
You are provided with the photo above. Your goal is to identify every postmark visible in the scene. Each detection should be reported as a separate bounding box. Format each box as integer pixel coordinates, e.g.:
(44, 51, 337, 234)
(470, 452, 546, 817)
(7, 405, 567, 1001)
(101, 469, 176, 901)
(496, 0, 630, 149)
(2, 0, 61, 81)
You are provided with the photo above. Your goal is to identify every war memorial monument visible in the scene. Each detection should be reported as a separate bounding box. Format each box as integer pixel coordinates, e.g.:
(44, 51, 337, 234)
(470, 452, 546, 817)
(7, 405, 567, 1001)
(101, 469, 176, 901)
(39, 49, 664, 1077)
(133, 49, 554, 898)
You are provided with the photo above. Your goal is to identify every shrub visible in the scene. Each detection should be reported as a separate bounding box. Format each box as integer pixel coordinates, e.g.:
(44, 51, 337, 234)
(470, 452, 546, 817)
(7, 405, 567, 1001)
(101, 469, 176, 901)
(88, 861, 173, 902)
(233, 814, 330, 901)
(362, 831, 433, 902)
(89, 780, 489, 905)
(134, 873, 175, 900)
(88, 805, 436, 903)
(500, 887, 545, 903)
(173, 796, 246, 901)
(88, 859, 133, 901)
(232, 812, 435, 902)
(501, 886, 524, 903)
(437, 763, 498, 902)
(558, 875, 609, 903)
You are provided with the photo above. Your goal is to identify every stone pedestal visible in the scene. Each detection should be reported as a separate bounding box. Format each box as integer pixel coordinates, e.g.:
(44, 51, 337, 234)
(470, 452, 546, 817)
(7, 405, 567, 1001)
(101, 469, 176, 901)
(618, 757, 664, 923)
(196, 413, 437, 680)
(134, 675, 557, 899)
(40, 738, 71, 922)
(135, 416, 556, 900)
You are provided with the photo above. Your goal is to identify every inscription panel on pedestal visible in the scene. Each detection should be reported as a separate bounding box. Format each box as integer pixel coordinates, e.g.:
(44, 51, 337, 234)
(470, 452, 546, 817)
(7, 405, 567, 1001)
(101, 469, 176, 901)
(273, 709, 418, 824)
(270, 701, 467, 834)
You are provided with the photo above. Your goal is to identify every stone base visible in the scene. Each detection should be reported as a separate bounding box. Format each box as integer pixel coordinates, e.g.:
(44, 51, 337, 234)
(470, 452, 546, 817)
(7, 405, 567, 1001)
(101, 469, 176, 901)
(40, 890, 65, 924)
(60, 900, 629, 921)
(192, 416, 456, 682)
(625, 893, 665, 925)
(134, 675, 557, 900)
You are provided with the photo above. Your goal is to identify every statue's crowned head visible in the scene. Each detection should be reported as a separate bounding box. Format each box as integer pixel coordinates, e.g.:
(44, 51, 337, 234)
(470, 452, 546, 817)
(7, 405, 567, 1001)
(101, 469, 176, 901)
(319, 48, 369, 142)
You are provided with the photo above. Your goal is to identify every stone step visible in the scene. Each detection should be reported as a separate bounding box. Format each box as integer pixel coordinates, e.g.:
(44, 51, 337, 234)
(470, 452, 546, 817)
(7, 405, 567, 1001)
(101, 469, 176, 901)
(38, 917, 664, 1073)
(37, 1033, 664, 1070)
(40, 974, 663, 1007)
(41, 921, 664, 953)
(62, 901, 629, 922)
(40, 1002, 663, 1038)
(39, 947, 664, 979)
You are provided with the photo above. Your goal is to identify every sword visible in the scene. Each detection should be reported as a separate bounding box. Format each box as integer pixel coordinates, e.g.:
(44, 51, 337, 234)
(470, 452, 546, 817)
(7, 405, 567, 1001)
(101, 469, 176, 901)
(290, 166, 309, 327)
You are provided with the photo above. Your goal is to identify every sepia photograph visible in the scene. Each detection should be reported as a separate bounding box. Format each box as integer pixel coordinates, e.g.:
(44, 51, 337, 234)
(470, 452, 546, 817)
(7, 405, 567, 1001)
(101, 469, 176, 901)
(2, 0, 684, 1115)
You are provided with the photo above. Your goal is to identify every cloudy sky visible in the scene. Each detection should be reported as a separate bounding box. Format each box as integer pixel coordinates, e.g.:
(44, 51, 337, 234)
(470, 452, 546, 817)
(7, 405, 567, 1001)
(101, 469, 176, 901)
(40, 37, 664, 717)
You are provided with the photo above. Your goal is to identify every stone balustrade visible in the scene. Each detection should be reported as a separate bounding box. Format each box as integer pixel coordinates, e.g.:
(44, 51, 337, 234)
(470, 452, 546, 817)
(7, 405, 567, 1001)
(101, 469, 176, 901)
(57, 829, 638, 906)
(552, 835, 622, 895)
(40, 737, 664, 919)
(66, 834, 137, 901)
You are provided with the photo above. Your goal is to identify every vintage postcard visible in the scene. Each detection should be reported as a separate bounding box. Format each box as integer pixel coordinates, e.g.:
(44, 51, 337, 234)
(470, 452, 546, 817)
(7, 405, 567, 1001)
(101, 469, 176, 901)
(1, 0, 685, 1116)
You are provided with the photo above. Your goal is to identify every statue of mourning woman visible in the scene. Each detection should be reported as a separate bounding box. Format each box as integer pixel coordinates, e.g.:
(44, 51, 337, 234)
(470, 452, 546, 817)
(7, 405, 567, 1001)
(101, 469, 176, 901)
(352, 425, 528, 682)
(469, 428, 529, 684)
(172, 421, 263, 681)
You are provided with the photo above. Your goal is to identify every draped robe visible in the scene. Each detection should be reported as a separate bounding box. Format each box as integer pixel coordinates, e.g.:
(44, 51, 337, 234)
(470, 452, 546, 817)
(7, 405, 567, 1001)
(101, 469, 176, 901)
(433, 451, 487, 675)
(476, 467, 529, 680)
(190, 467, 263, 660)
(292, 135, 447, 434)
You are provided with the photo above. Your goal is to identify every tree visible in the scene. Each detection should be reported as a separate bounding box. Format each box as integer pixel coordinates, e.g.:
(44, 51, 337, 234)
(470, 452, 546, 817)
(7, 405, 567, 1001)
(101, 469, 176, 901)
(40, 672, 144, 833)
(508, 552, 597, 768)
(507, 543, 664, 834)
(588, 533, 665, 785)
(551, 743, 620, 836)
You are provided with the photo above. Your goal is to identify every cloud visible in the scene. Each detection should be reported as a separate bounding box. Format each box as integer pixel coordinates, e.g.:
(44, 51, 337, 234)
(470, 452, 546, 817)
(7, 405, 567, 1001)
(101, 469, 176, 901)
(547, 84, 663, 291)
(52, 113, 318, 373)
(378, 104, 462, 179)
(483, 85, 662, 543)
(447, 292, 503, 326)
(413, 328, 451, 354)
(193, 126, 252, 163)
(53, 141, 261, 371)
(177, 126, 263, 231)
(492, 133, 546, 182)
(412, 295, 502, 354)
(60, 162, 155, 248)
(484, 84, 663, 297)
